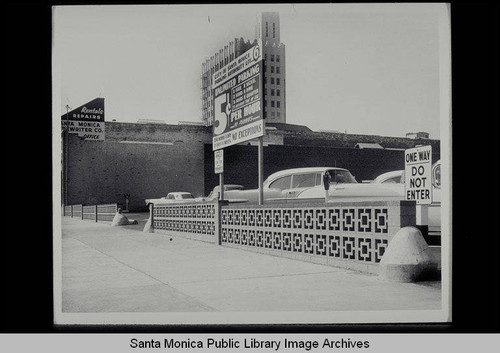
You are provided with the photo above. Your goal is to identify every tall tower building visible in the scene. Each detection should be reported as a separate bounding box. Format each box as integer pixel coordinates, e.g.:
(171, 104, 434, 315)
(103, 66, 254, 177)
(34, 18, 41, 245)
(257, 12, 286, 123)
(201, 12, 286, 126)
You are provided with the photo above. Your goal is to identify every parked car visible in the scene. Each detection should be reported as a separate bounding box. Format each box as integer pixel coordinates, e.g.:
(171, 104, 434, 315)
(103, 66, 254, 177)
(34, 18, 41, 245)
(373, 170, 404, 184)
(145, 192, 195, 206)
(369, 160, 442, 241)
(222, 167, 364, 203)
(293, 169, 405, 201)
(370, 160, 441, 202)
(206, 184, 246, 200)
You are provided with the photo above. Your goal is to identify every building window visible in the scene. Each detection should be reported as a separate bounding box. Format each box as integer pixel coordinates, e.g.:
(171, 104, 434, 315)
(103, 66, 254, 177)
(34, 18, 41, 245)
(277, 89, 280, 96)
(271, 54, 274, 62)
(271, 77, 275, 84)
(271, 89, 275, 96)
(271, 100, 275, 107)
(277, 101, 281, 108)
(277, 78, 280, 85)
(271, 66, 274, 73)
(276, 55, 280, 62)
(276, 66, 280, 74)
(277, 111, 281, 118)
(271, 111, 275, 117)
(273, 23, 275, 38)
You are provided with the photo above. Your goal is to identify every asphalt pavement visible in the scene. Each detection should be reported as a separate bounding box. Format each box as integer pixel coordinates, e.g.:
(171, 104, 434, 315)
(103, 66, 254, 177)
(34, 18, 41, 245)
(59, 216, 444, 324)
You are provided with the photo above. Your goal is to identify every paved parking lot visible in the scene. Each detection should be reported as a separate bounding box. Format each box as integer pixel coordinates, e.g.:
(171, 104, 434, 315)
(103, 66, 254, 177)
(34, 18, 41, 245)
(59, 217, 443, 323)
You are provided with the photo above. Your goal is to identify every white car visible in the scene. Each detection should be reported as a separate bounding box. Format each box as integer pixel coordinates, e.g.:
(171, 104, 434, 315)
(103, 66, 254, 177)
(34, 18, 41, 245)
(369, 161, 442, 241)
(373, 170, 405, 184)
(145, 192, 195, 206)
(206, 184, 246, 200)
(293, 171, 405, 202)
(222, 167, 375, 203)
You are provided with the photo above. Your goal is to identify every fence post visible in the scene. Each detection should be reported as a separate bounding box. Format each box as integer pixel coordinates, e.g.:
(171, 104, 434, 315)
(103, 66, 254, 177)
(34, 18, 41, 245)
(217, 201, 223, 245)
(81, 205, 84, 220)
(95, 205, 98, 222)
(71, 205, 73, 218)
(151, 203, 154, 230)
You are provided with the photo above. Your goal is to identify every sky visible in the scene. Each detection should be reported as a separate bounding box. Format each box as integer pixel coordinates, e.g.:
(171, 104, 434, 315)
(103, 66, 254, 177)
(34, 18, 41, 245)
(53, 3, 449, 139)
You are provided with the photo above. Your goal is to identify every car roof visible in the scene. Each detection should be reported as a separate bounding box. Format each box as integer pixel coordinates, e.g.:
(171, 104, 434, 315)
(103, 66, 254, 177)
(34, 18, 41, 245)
(168, 192, 192, 195)
(266, 167, 349, 181)
(213, 184, 244, 189)
(373, 170, 403, 182)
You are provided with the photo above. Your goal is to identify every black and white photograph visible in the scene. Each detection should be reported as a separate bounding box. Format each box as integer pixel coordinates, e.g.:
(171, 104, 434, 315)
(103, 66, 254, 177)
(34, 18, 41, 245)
(51, 3, 452, 326)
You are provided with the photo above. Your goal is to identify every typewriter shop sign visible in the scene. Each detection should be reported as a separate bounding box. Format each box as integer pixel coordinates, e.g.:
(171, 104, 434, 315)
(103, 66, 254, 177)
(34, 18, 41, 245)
(61, 98, 105, 141)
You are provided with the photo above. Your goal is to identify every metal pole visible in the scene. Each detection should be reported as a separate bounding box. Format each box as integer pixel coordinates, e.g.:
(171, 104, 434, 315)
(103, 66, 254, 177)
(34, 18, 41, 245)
(219, 172, 224, 201)
(258, 136, 264, 205)
(65, 105, 70, 205)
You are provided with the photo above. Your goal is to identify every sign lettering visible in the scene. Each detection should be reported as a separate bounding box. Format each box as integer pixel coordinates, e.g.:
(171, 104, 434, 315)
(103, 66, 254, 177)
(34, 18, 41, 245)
(61, 98, 105, 141)
(404, 145, 432, 205)
(212, 42, 264, 150)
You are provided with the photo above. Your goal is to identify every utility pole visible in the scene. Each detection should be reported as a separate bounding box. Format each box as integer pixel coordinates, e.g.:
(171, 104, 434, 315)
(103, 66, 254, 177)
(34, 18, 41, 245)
(64, 105, 71, 205)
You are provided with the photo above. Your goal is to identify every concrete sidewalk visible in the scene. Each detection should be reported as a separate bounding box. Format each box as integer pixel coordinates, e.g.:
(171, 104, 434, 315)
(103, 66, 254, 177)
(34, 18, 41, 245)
(61, 217, 442, 315)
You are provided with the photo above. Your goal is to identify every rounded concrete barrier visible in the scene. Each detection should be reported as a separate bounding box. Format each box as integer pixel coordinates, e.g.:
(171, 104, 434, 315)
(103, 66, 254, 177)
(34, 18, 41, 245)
(143, 204, 154, 233)
(143, 215, 153, 233)
(111, 208, 138, 227)
(379, 226, 438, 282)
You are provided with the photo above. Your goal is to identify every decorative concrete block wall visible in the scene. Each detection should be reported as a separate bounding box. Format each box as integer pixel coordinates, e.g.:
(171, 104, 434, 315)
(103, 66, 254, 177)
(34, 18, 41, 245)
(220, 200, 416, 274)
(152, 201, 219, 244)
(148, 199, 415, 274)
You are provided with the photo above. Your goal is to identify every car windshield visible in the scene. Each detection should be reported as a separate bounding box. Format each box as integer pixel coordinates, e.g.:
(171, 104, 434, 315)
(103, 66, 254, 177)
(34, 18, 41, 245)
(181, 194, 194, 199)
(327, 169, 357, 184)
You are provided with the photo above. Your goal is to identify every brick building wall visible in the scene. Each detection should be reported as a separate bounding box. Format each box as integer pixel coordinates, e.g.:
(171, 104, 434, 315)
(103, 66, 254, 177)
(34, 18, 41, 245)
(65, 122, 212, 211)
(64, 121, 440, 211)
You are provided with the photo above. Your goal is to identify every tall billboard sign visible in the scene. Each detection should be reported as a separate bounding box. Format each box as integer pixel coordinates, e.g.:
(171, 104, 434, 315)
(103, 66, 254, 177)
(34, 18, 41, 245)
(212, 41, 264, 150)
(404, 145, 432, 205)
(61, 98, 105, 141)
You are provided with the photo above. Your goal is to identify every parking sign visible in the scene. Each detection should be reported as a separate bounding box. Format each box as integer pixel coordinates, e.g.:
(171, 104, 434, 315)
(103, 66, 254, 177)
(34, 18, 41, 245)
(214, 150, 224, 174)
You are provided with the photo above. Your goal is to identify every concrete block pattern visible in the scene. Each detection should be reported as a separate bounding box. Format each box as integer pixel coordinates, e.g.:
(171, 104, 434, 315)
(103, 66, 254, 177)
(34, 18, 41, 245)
(219, 202, 408, 274)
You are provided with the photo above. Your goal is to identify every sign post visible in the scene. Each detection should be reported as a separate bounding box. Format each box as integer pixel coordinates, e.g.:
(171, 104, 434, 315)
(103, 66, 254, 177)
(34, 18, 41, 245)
(258, 136, 264, 205)
(404, 145, 433, 232)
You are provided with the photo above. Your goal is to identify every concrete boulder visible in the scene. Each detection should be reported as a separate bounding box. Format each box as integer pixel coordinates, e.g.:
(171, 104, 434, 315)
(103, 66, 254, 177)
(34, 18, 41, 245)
(111, 209, 138, 227)
(379, 226, 438, 282)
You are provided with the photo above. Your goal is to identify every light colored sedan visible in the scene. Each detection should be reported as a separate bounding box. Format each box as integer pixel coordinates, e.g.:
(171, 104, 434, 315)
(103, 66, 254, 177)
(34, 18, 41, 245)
(206, 184, 246, 200)
(373, 170, 404, 184)
(145, 192, 195, 206)
(222, 167, 363, 203)
(369, 161, 441, 238)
